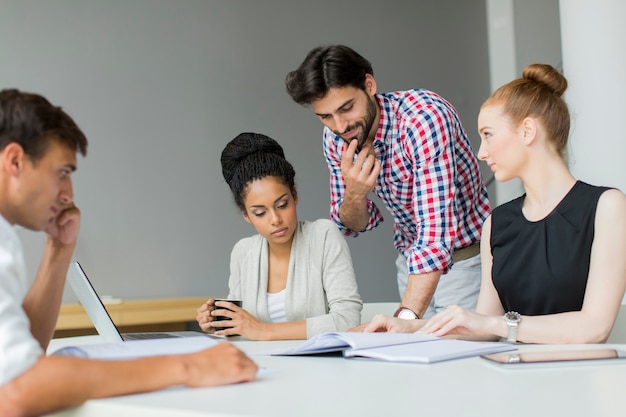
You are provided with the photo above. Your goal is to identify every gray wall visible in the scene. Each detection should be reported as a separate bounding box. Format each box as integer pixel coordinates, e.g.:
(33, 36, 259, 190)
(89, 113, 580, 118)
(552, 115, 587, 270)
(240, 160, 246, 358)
(0, 0, 490, 303)
(514, 0, 562, 73)
(487, 0, 562, 205)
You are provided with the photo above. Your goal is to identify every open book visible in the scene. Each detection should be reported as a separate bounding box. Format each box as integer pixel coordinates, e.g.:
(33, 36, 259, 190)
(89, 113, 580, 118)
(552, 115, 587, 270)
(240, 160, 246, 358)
(272, 332, 515, 363)
(273, 332, 439, 355)
(51, 336, 221, 360)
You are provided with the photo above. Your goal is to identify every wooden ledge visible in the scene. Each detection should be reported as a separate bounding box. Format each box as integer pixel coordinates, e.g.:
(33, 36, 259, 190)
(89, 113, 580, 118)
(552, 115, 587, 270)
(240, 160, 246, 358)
(55, 297, 209, 332)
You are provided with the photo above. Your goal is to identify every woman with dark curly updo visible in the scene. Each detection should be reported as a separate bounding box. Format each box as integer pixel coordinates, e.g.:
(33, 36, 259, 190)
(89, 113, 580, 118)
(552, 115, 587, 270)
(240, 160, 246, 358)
(196, 132, 362, 340)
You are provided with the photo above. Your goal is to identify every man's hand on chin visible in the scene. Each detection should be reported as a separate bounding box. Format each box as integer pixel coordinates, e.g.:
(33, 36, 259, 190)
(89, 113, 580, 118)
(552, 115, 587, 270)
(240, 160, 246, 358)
(45, 204, 80, 246)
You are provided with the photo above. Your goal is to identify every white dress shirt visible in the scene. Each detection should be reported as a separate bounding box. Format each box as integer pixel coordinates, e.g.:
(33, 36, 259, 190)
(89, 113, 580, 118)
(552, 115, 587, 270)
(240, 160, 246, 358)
(0, 215, 43, 386)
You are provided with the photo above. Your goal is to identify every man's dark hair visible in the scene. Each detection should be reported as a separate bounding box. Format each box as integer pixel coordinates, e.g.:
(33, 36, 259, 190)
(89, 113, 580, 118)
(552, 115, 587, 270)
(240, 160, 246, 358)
(285, 44, 373, 105)
(0, 89, 88, 161)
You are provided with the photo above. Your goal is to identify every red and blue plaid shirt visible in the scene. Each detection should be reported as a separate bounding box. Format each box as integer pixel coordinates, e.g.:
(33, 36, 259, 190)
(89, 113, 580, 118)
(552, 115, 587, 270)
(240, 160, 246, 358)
(324, 89, 490, 275)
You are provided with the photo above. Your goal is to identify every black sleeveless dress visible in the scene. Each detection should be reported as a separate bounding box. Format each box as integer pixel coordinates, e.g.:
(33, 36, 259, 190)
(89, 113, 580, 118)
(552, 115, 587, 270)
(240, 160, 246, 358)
(490, 181, 610, 315)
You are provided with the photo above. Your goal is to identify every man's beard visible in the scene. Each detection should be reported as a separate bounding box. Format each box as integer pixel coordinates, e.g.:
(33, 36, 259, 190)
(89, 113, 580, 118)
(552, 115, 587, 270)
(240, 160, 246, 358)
(335, 94, 378, 150)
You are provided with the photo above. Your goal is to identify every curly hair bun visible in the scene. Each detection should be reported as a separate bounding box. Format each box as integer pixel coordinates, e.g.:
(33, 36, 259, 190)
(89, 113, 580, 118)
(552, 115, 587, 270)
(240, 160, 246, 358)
(220, 132, 285, 185)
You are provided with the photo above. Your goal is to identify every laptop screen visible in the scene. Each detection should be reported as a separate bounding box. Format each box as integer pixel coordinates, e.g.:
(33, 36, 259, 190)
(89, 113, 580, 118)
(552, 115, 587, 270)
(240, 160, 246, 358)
(66, 261, 124, 343)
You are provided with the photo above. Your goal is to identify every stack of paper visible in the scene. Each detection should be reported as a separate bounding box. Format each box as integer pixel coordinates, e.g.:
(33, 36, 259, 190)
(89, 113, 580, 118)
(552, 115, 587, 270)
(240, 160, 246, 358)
(272, 332, 516, 363)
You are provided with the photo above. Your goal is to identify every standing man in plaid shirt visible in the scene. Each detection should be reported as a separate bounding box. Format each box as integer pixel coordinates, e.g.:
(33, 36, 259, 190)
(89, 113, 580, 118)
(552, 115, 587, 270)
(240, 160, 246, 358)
(285, 44, 490, 320)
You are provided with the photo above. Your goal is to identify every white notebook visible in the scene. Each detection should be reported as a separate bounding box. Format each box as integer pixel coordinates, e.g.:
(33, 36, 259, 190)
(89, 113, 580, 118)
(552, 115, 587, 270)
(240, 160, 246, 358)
(51, 335, 220, 359)
(344, 339, 516, 363)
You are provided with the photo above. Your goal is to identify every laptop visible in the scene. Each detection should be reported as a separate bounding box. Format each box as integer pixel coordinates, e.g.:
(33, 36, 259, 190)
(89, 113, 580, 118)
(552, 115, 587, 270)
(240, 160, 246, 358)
(66, 261, 216, 342)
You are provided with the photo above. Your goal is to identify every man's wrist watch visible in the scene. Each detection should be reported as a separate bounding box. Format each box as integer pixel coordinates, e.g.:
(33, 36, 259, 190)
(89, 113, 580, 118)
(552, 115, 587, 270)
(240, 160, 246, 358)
(503, 311, 521, 343)
(394, 306, 419, 320)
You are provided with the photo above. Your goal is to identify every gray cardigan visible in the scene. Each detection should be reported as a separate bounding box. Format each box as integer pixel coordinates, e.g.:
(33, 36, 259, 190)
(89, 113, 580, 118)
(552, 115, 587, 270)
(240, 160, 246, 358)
(228, 219, 362, 338)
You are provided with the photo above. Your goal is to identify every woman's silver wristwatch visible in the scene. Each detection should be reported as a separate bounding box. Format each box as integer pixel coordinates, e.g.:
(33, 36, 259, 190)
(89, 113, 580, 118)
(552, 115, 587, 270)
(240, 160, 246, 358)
(503, 311, 522, 343)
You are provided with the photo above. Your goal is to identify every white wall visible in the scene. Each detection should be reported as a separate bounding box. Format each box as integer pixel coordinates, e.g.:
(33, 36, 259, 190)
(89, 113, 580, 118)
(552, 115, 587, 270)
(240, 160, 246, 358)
(560, 0, 626, 194)
(559, 0, 626, 305)
(0, 0, 490, 303)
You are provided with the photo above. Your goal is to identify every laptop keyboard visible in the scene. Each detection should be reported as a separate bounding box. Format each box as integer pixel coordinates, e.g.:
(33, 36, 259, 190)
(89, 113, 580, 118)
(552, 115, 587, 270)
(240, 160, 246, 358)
(122, 333, 180, 340)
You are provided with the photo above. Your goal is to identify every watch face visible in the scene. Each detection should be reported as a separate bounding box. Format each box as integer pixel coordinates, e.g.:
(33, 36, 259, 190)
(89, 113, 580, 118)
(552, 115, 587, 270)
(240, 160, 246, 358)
(504, 311, 521, 323)
(397, 308, 417, 320)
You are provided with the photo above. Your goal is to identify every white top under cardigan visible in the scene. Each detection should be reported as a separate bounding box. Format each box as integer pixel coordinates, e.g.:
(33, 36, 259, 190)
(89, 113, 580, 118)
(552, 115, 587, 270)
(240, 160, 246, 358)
(227, 219, 362, 338)
(267, 290, 287, 323)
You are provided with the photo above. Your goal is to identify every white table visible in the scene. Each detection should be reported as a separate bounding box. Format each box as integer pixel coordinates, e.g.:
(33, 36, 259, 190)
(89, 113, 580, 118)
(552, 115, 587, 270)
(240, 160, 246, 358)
(45, 336, 626, 417)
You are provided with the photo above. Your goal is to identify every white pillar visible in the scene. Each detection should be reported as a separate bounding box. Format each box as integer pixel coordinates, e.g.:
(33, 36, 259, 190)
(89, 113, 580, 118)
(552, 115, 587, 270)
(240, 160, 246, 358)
(560, 0, 626, 192)
(486, 0, 524, 205)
